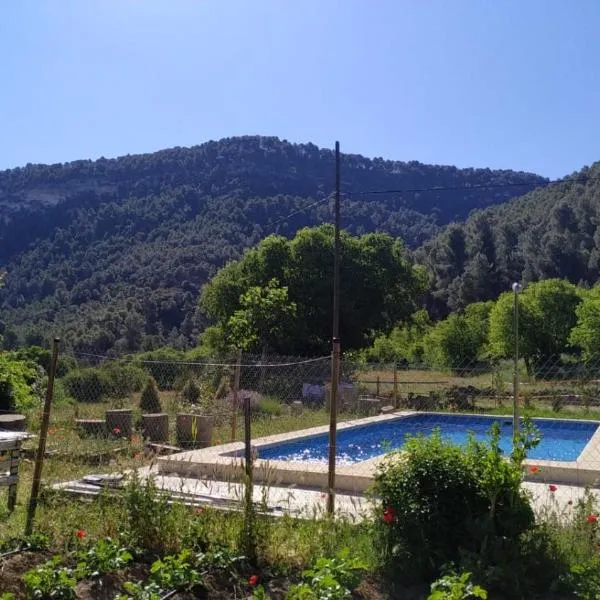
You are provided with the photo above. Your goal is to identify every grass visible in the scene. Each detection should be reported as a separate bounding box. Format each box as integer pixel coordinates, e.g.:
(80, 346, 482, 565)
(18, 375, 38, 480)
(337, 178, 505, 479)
(3, 365, 600, 564)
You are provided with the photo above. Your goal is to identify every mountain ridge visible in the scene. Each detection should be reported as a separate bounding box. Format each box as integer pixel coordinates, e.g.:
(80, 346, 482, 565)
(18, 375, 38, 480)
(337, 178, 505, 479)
(0, 135, 547, 353)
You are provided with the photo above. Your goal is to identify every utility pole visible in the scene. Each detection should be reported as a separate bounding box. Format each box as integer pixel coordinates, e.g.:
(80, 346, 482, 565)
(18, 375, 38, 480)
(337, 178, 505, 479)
(512, 282, 522, 442)
(327, 142, 341, 515)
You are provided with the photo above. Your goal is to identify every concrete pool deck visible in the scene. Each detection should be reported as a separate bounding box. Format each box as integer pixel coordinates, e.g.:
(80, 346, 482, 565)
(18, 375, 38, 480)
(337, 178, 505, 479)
(53, 466, 600, 523)
(157, 410, 600, 493)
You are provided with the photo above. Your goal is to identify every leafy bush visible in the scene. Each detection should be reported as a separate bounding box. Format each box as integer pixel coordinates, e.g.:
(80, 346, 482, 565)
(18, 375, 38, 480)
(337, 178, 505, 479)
(133, 348, 187, 389)
(102, 363, 148, 397)
(14, 345, 77, 377)
(427, 571, 487, 600)
(23, 556, 76, 599)
(567, 556, 600, 599)
(118, 549, 201, 599)
(62, 368, 111, 403)
(0, 352, 43, 411)
(286, 550, 365, 600)
(181, 379, 201, 404)
(123, 473, 186, 554)
(139, 377, 162, 414)
(62, 363, 147, 403)
(258, 397, 282, 417)
(75, 537, 133, 578)
(371, 423, 536, 583)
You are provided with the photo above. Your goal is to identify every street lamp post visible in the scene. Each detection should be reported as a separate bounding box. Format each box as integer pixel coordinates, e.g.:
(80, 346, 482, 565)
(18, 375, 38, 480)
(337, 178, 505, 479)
(512, 282, 522, 442)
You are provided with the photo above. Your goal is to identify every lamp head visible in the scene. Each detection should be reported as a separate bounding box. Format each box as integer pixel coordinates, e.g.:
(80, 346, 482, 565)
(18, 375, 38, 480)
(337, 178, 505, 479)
(512, 282, 522, 293)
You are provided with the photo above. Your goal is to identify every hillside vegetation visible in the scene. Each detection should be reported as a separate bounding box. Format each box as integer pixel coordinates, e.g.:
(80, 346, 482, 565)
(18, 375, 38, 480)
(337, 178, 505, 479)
(0, 136, 544, 353)
(419, 163, 600, 316)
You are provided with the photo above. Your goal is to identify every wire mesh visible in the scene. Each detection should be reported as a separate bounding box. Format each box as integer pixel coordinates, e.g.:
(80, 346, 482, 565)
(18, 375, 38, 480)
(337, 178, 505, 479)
(7, 350, 600, 519)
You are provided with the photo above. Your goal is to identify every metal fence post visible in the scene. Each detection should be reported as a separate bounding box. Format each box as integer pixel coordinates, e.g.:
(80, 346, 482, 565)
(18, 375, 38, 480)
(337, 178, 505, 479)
(243, 391, 256, 562)
(231, 351, 242, 442)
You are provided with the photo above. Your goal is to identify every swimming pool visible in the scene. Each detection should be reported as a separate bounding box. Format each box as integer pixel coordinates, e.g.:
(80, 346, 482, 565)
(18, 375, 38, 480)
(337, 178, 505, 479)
(254, 413, 599, 465)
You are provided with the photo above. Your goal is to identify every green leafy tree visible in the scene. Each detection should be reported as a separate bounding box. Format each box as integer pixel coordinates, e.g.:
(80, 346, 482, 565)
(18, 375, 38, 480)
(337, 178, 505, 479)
(365, 309, 432, 364)
(422, 302, 493, 372)
(226, 279, 296, 353)
(569, 285, 600, 360)
(488, 279, 582, 373)
(0, 352, 43, 411)
(201, 226, 428, 355)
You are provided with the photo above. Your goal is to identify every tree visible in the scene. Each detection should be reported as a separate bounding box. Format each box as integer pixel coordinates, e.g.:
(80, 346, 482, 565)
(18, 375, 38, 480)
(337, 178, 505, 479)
(225, 279, 296, 353)
(200, 225, 429, 355)
(364, 309, 432, 364)
(0, 352, 41, 412)
(569, 286, 600, 360)
(488, 279, 582, 373)
(422, 302, 493, 373)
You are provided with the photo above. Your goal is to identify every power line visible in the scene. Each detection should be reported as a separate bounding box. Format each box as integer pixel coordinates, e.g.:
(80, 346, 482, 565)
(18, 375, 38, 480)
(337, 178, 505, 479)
(266, 193, 333, 232)
(345, 175, 600, 197)
(261, 174, 598, 234)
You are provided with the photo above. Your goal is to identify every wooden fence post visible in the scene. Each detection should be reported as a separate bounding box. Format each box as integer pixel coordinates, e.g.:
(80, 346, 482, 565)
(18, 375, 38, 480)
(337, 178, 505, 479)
(393, 364, 398, 408)
(25, 338, 60, 535)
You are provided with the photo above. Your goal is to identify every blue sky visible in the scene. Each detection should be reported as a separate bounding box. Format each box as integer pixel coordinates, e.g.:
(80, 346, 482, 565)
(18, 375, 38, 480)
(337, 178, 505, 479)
(1, 1, 599, 178)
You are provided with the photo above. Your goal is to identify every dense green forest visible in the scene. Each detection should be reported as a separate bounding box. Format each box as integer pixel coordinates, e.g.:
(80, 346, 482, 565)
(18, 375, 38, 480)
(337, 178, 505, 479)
(419, 162, 600, 317)
(0, 136, 545, 354)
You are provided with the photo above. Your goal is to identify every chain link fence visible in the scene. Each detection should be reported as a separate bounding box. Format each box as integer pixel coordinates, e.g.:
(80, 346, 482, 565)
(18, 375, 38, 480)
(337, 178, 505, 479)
(6, 349, 600, 518)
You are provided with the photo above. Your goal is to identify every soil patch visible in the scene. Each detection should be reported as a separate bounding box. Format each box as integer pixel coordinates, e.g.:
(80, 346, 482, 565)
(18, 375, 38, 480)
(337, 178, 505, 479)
(75, 563, 149, 599)
(0, 550, 53, 599)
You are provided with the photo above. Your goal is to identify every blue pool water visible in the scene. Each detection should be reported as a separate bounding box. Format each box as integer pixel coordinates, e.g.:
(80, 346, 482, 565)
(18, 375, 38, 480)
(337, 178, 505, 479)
(252, 414, 599, 465)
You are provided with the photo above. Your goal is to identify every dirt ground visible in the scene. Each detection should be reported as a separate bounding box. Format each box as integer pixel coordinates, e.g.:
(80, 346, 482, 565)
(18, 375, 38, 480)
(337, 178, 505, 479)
(0, 549, 428, 600)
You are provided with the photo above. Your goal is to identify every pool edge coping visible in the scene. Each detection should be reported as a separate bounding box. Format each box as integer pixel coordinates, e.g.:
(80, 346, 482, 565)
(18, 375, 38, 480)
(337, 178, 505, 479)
(156, 411, 600, 493)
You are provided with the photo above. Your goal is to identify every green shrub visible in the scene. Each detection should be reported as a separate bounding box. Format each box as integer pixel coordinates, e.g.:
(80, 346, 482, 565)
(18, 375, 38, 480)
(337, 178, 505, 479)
(428, 571, 488, 600)
(0, 352, 44, 411)
(370, 424, 536, 583)
(15, 345, 77, 377)
(102, 363, 148, 398)
(133, 348, 187, 389)
(181, 379, 201, 404)
(567, 556, 600, 599)
(123, 473, 187, 554)
(75, 537, 133, 579)
(23, 556, 77, 599)
(62, 368, 111, 403)
(286, 550, 365, 600)
(258, 397, 282, 417)
(139, 377, 162, 414)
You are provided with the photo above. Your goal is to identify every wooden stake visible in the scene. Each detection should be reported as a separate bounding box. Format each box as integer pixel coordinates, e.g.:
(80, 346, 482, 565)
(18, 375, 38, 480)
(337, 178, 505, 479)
(25, 338, 60, 535)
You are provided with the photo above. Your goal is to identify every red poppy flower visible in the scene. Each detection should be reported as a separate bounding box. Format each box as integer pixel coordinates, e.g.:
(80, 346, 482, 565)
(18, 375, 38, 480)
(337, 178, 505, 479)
(528, 466, 540, 474)
(248, 575, 259, 587)
(383, 506, 395, 524)
(549, 485, 557, 492)
(75, 529, 86, 540)
(587, 514, 598, 524)
(113, 427, 121, 435)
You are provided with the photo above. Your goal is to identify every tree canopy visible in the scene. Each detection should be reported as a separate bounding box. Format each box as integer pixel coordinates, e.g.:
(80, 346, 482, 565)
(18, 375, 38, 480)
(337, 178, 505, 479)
(419, 164, 600, 317)
(200, 225, 428, 355)
(488, 279, 582, 372)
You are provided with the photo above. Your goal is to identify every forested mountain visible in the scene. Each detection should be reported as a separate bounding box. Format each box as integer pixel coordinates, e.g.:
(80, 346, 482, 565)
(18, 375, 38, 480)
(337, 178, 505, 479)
(0, 136, 545, 354)
(419, 163, 600, 317)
